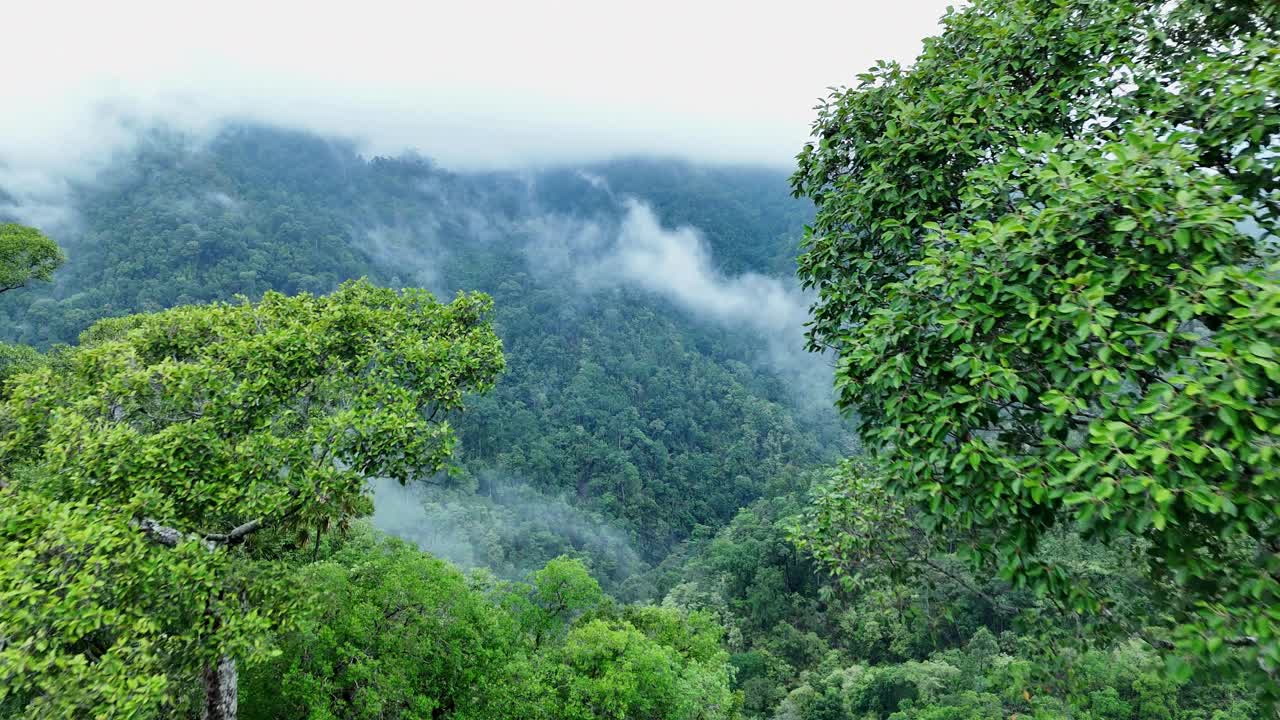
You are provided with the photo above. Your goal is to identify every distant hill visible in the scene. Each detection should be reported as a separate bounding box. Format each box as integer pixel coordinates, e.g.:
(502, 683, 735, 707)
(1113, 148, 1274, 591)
(0, 124, 844, 586)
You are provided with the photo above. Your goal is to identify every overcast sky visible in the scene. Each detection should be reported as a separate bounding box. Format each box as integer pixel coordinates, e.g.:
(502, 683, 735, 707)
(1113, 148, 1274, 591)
(4, 0, 953, 182)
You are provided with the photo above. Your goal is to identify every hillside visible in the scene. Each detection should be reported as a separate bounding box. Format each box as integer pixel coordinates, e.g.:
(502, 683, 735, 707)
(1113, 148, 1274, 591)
(0, 124, 846, 587)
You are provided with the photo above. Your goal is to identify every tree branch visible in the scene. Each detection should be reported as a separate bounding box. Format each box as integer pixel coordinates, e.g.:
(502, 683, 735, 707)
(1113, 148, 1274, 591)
(918, 556, 1017, 614)
(136, 517, 187, 547)
(138, 491, 307, 549)
(201, 517, 267, 546)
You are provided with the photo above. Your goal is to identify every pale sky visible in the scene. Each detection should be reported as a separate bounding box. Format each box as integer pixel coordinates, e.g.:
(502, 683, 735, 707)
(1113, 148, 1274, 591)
(3, 0, 954, 183)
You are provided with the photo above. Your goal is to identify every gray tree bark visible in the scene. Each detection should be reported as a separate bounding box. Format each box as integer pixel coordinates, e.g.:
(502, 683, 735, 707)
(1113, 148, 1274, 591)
(134, 503, 302, 720)
(201, 655, 238, 720)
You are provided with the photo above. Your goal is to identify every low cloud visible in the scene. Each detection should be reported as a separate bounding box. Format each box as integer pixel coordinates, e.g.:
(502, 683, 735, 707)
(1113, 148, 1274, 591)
(350, 179, 834, 408)
(520, 198, 833, 408)
(604, 199, 811, 339)
(2, 0, 952, 225)
(370, 475, 646, 587)
(362, 223, 449, 296)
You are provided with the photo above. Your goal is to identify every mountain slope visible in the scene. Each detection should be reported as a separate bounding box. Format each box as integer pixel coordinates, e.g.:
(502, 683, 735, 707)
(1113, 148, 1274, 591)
(0, 124, 845, 582)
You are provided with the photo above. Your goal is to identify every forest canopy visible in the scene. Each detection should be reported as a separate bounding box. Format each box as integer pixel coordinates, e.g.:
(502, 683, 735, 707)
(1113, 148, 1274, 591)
(0, 223, 63, 295)
(0, 280, 504, 717)
(0, 0, 1277, 717)
(792, 0, 1279, 704)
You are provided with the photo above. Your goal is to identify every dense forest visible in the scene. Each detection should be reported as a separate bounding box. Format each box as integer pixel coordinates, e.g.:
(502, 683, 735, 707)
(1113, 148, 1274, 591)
(1, 0, 1277, 718)
(0, 129, 843, 584)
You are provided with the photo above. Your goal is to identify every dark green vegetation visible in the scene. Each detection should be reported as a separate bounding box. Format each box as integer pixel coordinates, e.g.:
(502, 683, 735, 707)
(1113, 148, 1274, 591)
(659, 472, 1261, 720)
(2, 0, 1277, 717)
(0, 131, 838, 578)
(1, 280, 505, 717)
(793, 0, 1279, 713)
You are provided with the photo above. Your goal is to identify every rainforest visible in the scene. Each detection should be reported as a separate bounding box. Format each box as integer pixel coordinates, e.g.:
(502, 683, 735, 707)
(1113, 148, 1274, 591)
(1, 0, 1277, 718)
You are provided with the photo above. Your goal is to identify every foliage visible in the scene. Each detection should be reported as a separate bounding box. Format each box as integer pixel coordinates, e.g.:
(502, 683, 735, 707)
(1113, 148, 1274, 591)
(241, 531, 524, 720)
(771, 640, 1216, 720)
(0, 127, 844, 570)
(0, 341, 46, 395)
(0, 223, 63, 399)
(544, 612, 737, 720)
(0, 223, 63, 295)
(656, 486, 1257, 719)
(0, 491, 217, 718)
(0, 280, 503, 716)
(792, 0, 1279, 696)
(522, 556, 607, 648)
(242, 531, 739, 720)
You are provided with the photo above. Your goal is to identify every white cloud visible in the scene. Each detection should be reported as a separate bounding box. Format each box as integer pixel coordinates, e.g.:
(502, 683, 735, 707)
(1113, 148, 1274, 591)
(604, 201, 830, 404)
(518, 198, 832, 406)
(2, 0, 954, 217)
(604, 200, 811, 338)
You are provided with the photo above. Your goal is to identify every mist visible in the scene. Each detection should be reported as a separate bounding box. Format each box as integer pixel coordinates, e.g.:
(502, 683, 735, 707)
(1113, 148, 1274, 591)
(348, 170, 833, 407)
(363, 223, 449, 296)
(370, 474, 646, 589)
(603, 200, 827, 396)
(549, 199, 833, 408)
(2, 0, 953, 227)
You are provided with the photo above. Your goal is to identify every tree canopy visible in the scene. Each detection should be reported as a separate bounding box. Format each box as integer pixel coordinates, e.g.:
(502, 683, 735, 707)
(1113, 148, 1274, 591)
(792, 0, 1278, 699)
(241, 532, 739, 720)
(0, 223, 63, 295)
(0, 279, 504, 717)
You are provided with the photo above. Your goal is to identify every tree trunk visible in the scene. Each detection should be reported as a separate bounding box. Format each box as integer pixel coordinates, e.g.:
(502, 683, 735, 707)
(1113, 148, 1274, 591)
(201, 655, 238, 720)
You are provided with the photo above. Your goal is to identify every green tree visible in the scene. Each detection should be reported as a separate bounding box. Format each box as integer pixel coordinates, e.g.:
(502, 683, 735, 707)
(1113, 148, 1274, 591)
(522, 556, 606, 648)
(0, 224, 63, 295)
(245, 542, 739, 720)
(0, 223, 64, 400)
(241, 530, 524, 720)
(0, 341, 47, 392)
(544, 611, 738, 720)
(0, 279, 504, 719)
(792, 0, 1277, 700)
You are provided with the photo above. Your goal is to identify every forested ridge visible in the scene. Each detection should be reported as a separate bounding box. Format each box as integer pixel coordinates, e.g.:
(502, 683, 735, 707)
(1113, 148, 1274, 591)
(0, 127, 842, 578)
(1, 0, 1277, 718)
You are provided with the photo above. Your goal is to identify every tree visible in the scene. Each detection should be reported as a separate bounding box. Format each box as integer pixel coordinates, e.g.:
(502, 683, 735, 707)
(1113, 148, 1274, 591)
(0, 279, 504, 719)
(522, 556, 606, 648)
(241, 530, 524, 720)
(542, 610, 738, 720)
(0, 223, 64, 295)
(0, 223, 63, 396)
(0, 341, 48, 392)
(792, 0, 1278, 700)
(790, 461, 1015, 621)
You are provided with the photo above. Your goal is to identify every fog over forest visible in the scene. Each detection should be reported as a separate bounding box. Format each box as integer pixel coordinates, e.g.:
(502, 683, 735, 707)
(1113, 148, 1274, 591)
(2, 2, 1276, 719)
(2, 1, 952, 227)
